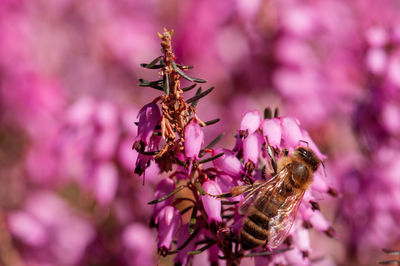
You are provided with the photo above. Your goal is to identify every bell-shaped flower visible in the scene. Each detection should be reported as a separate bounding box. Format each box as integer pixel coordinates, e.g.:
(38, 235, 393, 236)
(261, 118, 282, 147)
(155, 206, 180, 250)
(152, 178, 175, 220)
(285, 249, 309, 266)
(291, 225, 310, 252)
(201, 180, 223, 223)
(308, 211, 330, 233)
(184, 120, 204, 159)
(136, 102, 161, 145)
(243, 132, 264, 164)
(212, 148, 243, 178)
(281, 117, 302, 148)
(240, 110, 261, 134)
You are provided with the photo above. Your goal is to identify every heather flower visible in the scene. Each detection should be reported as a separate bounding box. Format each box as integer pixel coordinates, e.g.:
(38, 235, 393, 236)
(135, 102, 161, 146)
(92, 162, 118, 205)
(281, 117, 302, 149)
(242, 131, 263, 164)
(151, 178, 175, 220)
(240, 110, 261, 134)
(212, 148, 243, 178)
(261, 118, 282, 148)
(184, 120, 204, 160)
(155, 206, 181, 250)
(201, 180, 223, 223)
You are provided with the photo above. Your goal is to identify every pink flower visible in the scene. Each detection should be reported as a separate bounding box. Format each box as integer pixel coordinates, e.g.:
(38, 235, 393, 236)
(152, 178, 176, 219)
(366, 48, 387, 75)
(8, 211, 48, 247)
(243, 132, 264, 164)
(136, 102, 161, 145)
(156, 206, 180, 250)
(365, 26, 388, 47)
(281, 117, 302, 148)
(212, 148, 243, 178)
(308, 211, 330, 232)
(240, 110, 261, 134)
(122, 223, 156, 266)
(261, 118, 282, 147)
(93, 162, 118, 205)
(201, 180, 223, 223)
(184, 120, 204, 159)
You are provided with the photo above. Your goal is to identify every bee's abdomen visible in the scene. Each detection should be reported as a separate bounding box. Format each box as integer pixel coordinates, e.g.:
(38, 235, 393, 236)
(240, 196, 285, 250)
(240, 207, 270, 250)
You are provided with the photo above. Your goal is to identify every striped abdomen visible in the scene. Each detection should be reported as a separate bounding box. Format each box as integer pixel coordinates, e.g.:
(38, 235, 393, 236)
(240, 191, 287, 250)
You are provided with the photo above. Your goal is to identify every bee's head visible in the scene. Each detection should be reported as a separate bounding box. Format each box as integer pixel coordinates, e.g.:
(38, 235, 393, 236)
(295, 147, 320, 172)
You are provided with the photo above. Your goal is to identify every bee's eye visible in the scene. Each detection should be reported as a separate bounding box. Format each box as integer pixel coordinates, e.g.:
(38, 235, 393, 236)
(292, 163, 309, 186)
(296, 147, 308, 158)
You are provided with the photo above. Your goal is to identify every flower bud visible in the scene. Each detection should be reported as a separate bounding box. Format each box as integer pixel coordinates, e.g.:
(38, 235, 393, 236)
(281, 117, 302, 148)
(261, 118, 282, 147)
(184, 121, 204, 159)
(243, 132, 264, 164)
(240, 110, 261, 134)
(212, 149, 243, 178)
(156, 206, 180, 250)
(136, 102, 161, 145)
(201, 181, 223, 223)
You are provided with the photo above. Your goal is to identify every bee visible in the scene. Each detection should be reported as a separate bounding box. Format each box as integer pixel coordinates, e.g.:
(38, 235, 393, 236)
(237, 147, 321, 250)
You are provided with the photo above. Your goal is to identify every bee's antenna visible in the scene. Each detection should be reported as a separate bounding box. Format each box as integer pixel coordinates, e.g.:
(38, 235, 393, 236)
(299, 140, 309, 148)
(320, 160, 327, 177)
(266, 145, 277, 175)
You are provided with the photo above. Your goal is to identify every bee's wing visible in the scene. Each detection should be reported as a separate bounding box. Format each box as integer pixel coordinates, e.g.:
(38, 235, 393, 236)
(238, 167, 289, 215)
(268, 190, 305, 248)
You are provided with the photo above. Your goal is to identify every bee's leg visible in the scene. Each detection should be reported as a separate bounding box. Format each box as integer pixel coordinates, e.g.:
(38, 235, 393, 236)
(263, 243, 273, 253)
(266, 145, 278, 175)
(229, 185, 255, 197)
(210, 185, 254, 198)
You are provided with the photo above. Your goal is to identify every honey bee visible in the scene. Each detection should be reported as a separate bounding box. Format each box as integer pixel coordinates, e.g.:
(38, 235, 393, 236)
(237, 147, 321, 250)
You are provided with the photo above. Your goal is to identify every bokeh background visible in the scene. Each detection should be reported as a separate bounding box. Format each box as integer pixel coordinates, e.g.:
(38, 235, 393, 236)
(1, 0, 400, 265)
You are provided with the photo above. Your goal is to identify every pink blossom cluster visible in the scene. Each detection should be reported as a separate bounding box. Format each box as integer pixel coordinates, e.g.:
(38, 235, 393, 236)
(138, 89, 336, 265)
